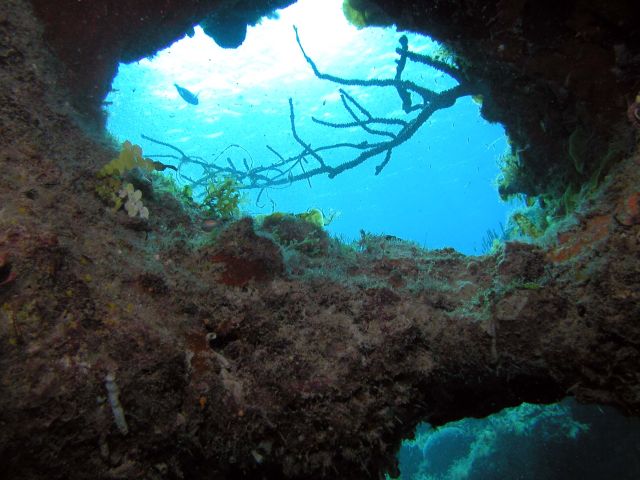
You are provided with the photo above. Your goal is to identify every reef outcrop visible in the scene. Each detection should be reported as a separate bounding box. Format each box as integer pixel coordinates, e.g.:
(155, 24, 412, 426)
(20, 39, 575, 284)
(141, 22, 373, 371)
(379, 0, 640, 199)
(0, 0, 638, 478)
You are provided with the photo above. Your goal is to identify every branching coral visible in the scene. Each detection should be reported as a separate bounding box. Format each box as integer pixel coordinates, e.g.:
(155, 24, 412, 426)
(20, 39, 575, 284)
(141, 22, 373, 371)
(140, 26, 476, 195)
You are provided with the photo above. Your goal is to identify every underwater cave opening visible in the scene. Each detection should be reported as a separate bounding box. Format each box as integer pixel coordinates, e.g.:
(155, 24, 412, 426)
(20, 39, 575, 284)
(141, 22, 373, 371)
(104, 0, 517, 255)
(392, 398, 640, 480)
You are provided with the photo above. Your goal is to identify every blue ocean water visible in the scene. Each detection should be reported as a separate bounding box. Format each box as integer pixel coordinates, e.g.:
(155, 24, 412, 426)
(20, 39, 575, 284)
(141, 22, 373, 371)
(105, 0, 513, 255)
(394, 399, 640, 480)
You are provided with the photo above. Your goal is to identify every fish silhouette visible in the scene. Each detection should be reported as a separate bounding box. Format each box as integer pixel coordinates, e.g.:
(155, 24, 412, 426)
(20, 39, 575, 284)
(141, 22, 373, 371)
(174, 83, 199, 105)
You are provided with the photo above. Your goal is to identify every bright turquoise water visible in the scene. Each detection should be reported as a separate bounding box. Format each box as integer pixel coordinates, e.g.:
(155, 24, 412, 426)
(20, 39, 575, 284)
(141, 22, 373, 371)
(105, 0, 513, 255)
(394, 399, 640, 480)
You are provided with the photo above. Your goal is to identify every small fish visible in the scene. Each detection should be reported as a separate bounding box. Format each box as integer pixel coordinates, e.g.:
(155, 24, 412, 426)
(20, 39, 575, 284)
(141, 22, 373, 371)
(174, 83, 199, 105)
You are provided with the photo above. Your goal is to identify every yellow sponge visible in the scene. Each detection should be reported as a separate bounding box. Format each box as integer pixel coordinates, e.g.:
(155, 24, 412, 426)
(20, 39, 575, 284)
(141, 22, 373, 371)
(98, 141, 156, 177)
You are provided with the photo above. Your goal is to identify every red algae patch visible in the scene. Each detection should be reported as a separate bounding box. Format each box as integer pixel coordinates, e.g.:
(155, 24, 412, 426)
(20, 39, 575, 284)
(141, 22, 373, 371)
(547, 214, 612, 263)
